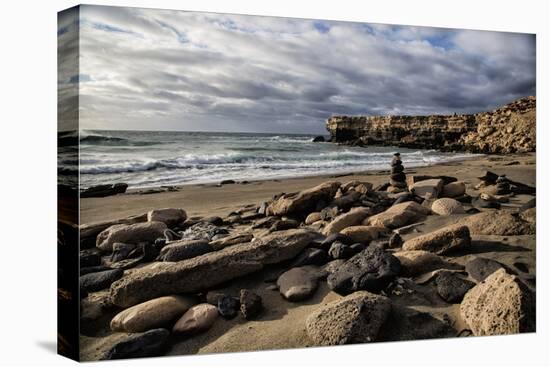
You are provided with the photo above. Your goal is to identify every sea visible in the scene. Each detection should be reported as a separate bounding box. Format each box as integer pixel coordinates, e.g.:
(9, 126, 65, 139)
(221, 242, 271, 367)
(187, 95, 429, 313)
(60, 130, 479, 189)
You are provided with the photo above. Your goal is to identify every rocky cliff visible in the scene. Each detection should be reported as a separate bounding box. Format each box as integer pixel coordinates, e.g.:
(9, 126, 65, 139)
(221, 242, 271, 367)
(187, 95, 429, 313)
(326, 96, 536, 154)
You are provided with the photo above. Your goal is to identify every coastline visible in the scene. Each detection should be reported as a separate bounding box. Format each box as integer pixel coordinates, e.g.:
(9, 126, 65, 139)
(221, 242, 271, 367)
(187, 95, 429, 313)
(80, 152, 535, 224)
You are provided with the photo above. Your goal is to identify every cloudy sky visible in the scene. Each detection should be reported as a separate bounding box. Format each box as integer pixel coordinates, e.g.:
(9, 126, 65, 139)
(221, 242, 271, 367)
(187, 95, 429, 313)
(59, 5, 535, 134)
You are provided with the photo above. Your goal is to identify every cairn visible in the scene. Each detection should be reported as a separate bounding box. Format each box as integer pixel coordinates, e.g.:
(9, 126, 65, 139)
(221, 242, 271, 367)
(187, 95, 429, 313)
(388, 153, 407, 193)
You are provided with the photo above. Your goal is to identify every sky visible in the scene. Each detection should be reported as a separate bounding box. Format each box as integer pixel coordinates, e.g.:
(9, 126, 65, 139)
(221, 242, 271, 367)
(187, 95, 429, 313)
(58, 5, 536, 134)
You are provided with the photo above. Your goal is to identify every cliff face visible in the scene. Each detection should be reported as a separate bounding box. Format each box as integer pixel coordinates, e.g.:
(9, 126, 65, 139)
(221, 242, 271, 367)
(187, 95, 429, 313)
(326, 96, 536, 154)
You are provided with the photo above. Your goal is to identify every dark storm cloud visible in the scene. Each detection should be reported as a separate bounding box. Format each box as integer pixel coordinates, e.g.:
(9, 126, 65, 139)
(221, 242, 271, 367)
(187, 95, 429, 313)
(67, 5, 536, 133)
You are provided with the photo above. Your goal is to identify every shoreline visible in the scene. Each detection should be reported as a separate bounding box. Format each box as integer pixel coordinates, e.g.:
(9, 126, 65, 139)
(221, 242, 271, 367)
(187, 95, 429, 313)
(80, 152, 535, 224)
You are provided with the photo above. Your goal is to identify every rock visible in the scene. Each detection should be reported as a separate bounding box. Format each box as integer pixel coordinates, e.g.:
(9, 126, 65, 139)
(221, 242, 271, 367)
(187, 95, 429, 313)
(305, 212, 322, 225)
(520, 198, 536, 211)
(388, 232, 403, 248)
(181, 221, 228, 242)
(217, 295, 240, 319)
(465, 257, 506, 282)
(220, 179, 236, 185)
(209, 232, 253, 250)
(240, 289, 262, 319)
(319, 233, 354, 250)
(172, 303, 218, 335)
(312, 135, 325, 142)
(365, 201, 430, 229)
(81, 183, 128, 198)
(277, 267, 319, 301)
(435, 271, 475, 303)
(328, 241, 353, 260)
(407, 175, 457, 186)
(441, 181, 466, 198)
(290, 248, 329, 267)
(409, 179, 444, 199)
(110, 229, 318, 307)
(462, 210, 534, 235)
(80, 269, 123, 293)
(327, 246, 401, 295)
(329, 191, 362, 211)
(204, 216, 224, 226)
(477, 171, 499, 184)
(340, 225, 385, 243)
(460, 269, 535, 335)
(319, 206, 339, 221)
(101, 328, 170, 360)
(394, 250, 462, 276)
(306, 291, 391, 345)
(322, 207, 371, 235)
(147, 208, 187, 227)
(270, 219, 300, 232)
(111, 242, 137, 263)
(431, 198, 465, 216)
(266, 181, 340, 216)
(349, 242, 367, 254)
(354, 183, 373, 194)
(157, 240, 213, 262)
(520, 207, 536, 224)
(80, 249, 101, 268)
(110, 295, 196, 332)
(80, 265, 112, 276)
(97, 221, 167, 252)
(402, 224, 471, 255)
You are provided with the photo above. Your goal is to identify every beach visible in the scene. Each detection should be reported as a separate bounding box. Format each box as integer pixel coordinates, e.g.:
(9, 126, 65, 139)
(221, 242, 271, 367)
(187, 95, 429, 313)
(79, 152, 536, 360)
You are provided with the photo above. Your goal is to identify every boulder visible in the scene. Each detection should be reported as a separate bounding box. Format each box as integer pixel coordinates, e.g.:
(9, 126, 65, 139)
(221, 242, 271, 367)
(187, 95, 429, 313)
(97, 221, 167, 252)
(110, 295, 196, 332)
(172, 304, 218, 335)
(402, 224, 470, 255)
(435, 271, 475, 303)
(465, 257, 507, 282)
(240, 289, 262, 319)
(80, 269, 123, 293)
(441, 181, 466, 198)
(340, 226, 385, 243)
(394, 250, 462, 276)
(431, 198, 465, 216)
(101, 328, 170, 360)
(460, 269, 535, 335)
(147, 208, 187, 227)
(410, 179, 444, 199)
(157, 240, 213, 262)
(277, 267, 319, 302)
(305, 212, 322, 225)
(322, 207, 371, 235)
(462, 210, 534, 235)
(110, 229, 318, 307)
(364, 201, 430, 229)
(327, 246, 401, 295)
(266, 181, 341, 216)
(306, 291, 391, 345)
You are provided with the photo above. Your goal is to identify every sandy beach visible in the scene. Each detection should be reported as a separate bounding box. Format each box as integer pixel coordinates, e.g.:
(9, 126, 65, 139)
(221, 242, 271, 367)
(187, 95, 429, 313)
(78, 152, 536, 360)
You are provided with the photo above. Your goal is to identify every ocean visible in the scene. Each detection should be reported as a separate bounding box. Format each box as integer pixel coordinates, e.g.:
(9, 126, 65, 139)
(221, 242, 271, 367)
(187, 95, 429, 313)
(67, 130, 479, 189)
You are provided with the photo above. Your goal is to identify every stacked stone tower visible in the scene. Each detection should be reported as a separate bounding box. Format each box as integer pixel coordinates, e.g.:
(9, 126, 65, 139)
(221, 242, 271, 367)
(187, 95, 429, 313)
(388, 153, 407, 193)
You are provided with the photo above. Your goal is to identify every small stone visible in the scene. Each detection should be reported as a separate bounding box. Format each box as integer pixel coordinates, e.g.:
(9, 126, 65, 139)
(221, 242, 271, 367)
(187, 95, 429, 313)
(305, 212, 322, 225)
(101, 329, 170, 360)
(328, 241, 353, 260)
(431, 198, 465, 216)
(340, 225, 385, 243)
(240, 289, 262, 319)
(388, 232, 403, 248)
(435, 271, 475, 303)
(172, 304, 218, 335)
(290, 248, 329, 267)
(277, 267, 319, 302)
(157, 240, 213, 262)
(402, 224, 471, 255)
(217, 295, 240, 319)
(319, 233, 354, 250)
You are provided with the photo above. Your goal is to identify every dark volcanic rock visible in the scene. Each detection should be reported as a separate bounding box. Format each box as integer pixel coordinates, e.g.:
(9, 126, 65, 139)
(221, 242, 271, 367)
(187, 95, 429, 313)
(181, 222, 228, 242)
(111, 242, 137, 263)
(81, 183, 128, 198)
(157, 240, 213, 262)
(290, 248, 329, 267)
(101, 328, 170, 360)
(320, 233, 354, 250)
(80, 265, 112, 276)
(327, 246, 401, 295)
(312, 135, 325, 142)
(388, 232, 403, 248)
(80, 269, 123, 293)
(240, 289, 262, 319)
(80, 249, 101, 268)
(217, 295, 240, 319)
(328, 241, 354, 260)
(435, 271, 475, 303)
(270, 219, 300, 232)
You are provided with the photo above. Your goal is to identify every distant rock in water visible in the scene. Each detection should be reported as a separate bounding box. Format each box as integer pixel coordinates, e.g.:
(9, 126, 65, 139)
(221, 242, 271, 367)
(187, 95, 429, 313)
(326, 96, 535, 153)
(312, 135, 325, 142)
(81, 183, 128, 198)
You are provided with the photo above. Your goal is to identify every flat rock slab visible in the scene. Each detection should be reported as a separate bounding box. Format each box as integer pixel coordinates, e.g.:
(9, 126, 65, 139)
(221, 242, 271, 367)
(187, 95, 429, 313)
(266, 181, 341, 216)
(402, 224, 471, 255)
(277, 267, 319, 302)
(465, 257, 507, 282)
(147, 208, 187, 227)
(327, 245, 401, 295)
(409, 179, 444, 199)
(96, 221, 167, 252)
(157, 240, 213, 262)
(365, 201, 430, 229)
(110, 229, 318, 307)
(462, 210, 534, 236)
(110, 295, 197, 333)
(460, 269, 535, 336)
(101, 328, 170, 360)
(322, 207, 371, 235)
(394, 250, 463, 277)
(306, 291, 391, 345)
